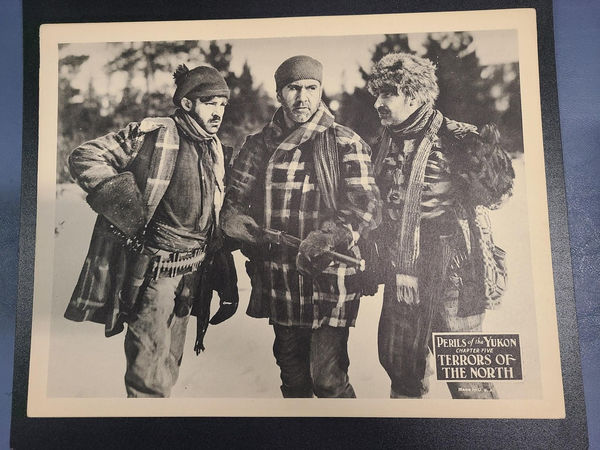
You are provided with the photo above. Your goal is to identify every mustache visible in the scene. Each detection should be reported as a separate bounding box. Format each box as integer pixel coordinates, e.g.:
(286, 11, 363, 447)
(377, 106, 391, 115)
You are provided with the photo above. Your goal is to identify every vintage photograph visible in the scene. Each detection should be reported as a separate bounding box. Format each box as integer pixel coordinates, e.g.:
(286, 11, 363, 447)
(29, 10, 564, 417)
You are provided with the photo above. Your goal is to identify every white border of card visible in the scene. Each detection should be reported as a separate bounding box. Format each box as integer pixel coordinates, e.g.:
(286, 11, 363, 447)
(30, 8, 564, 418)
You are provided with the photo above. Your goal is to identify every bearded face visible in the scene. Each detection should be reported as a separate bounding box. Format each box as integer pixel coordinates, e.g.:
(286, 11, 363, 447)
(277, 79, 322, 126)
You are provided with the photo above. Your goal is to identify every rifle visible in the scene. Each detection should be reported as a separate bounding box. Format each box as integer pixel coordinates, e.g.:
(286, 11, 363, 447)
(261, 227, 365, 271)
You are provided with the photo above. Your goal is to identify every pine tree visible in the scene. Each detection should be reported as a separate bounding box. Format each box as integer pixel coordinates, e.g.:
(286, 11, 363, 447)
(57, 54, 112, 183)
(58, 40, 276, 181)
(423, 33, 523, 153)
(422, 32, 488, 127)
(200, 44, 276, 150)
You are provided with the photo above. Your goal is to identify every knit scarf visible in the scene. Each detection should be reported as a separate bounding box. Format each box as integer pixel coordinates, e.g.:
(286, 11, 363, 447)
(377, 105, 443, 305)
(172, 109, 225, 225)
(262, 102, 334, 228)
(389, 103, 437, 139)
(263, 102, 334, 153)
(373, 105, 435, 176)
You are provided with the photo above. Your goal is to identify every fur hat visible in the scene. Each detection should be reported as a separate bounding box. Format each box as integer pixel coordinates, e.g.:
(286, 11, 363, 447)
(368, 53, 439, 106)
(172, 64, 230, 107)
(274, 55, 323, 91)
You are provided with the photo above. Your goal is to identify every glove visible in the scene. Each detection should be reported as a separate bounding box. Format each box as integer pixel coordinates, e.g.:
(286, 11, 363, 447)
(296, 230, 336, 276)
(220, 207, 259, 243)
(208, 250, 239, 325)
(87, 172, 146, 237)
(296, 220, 354, 276)
(209, 298, 239, 325)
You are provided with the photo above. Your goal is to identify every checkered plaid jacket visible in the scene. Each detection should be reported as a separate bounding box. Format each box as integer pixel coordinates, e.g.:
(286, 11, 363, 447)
(65, 118, 232, 336)
(224, 104, 381, 328)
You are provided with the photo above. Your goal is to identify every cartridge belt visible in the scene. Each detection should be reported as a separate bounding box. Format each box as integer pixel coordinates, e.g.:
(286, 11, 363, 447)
(106, 223, 207, 279)
(148, 245, 207, 281)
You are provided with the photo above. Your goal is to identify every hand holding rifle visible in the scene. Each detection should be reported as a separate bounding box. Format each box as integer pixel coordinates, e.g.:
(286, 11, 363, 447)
(262, 223, 365, 275)
(221, 209, 364, 273)
(296, 220, 360, 275)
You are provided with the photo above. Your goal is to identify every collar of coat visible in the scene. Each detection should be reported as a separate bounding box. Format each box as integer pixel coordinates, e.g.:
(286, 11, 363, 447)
(137, 117, 180, 223)
(262, 102, 334, 153)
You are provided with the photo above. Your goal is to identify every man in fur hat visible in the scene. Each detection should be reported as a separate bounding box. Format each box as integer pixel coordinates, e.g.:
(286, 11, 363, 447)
(367, 53, 514, 399)
(65, 64, 238, 397)
(221, 55, 381, 398)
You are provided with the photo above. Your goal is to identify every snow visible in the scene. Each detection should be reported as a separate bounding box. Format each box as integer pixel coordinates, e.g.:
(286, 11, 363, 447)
(47, 157, 542, 399)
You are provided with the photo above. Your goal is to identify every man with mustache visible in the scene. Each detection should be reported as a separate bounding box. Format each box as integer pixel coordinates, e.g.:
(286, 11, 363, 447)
(65, 64, 238, 397)
(368, 53, 514, 399)
(221, 55, 380, 398)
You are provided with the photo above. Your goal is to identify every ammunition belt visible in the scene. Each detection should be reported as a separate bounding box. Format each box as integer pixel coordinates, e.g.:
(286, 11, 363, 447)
(148, 246, 207, 281)
(107, 223, 207, 279)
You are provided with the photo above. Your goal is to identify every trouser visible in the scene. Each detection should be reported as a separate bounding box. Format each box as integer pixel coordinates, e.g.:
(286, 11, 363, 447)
(272, 323, 356, 398)
(379, 284, 497, 399)
(378, 234, 497, 399)
(124, 271, 199, 397)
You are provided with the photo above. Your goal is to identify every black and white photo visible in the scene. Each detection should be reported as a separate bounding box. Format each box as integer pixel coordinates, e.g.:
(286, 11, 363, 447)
(28, 9, 564, 418)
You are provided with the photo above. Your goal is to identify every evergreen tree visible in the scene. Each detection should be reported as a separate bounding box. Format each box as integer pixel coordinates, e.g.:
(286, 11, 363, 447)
(57, 54, 112, 183)
(422, 32, 488, 127)
(57, 40, 276, 183)
(105, 39, 275, 149)
(336, 32, 523, 154)
(480, 62, 523, 154)
(422, 32, 523, 153)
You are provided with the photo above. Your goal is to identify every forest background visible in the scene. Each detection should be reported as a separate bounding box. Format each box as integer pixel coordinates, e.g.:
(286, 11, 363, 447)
(57, 31, 522, 183)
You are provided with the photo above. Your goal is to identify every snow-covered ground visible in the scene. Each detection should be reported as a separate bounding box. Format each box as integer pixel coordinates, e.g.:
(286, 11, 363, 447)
(46, 157, 541, 399)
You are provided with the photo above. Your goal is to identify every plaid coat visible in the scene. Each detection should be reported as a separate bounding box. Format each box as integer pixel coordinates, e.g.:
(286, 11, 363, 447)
(65, 117, 232, 336)
(224, 104, 381, 328)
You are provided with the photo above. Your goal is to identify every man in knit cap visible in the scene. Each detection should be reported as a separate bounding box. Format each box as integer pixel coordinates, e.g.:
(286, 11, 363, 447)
(221, 55, 381, 398)
(367, 53, 515, 399)
(65, 64, 239, 397)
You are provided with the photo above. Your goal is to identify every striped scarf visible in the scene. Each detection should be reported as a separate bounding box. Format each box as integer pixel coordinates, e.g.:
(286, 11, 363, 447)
(262, 102, 334, 229)
(172, 109, 225, 224)
(378, 106, 443, 305)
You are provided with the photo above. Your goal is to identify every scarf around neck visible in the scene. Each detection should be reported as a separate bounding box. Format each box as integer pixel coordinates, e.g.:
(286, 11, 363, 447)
(377, 105, 443, 305)
(263, 101, 334, 153)
(172, 109, 225, 223)
(389, 103, 435, 139)
(261, 102, 335, 229)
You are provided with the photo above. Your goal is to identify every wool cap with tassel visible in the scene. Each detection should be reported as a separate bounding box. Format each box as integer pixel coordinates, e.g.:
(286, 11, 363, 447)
(172, 64, 230, 107)
(274, 55, 323, 91)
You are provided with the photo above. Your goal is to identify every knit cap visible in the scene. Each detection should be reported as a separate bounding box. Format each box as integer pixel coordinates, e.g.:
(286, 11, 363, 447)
(173, 64, 230, 106)
(274, 55, 322, 91)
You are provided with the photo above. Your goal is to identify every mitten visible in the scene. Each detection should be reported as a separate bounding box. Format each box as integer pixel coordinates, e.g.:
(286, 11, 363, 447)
(209, 251, 239, 325)
(220, 206, 260, 243)
(86, 171, 146, 237)
(296, 222, 352, 276)
(297, 230, 335, 276)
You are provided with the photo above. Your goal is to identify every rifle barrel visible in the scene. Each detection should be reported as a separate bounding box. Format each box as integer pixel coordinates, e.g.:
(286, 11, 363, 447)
(262, 228, 364, 270)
